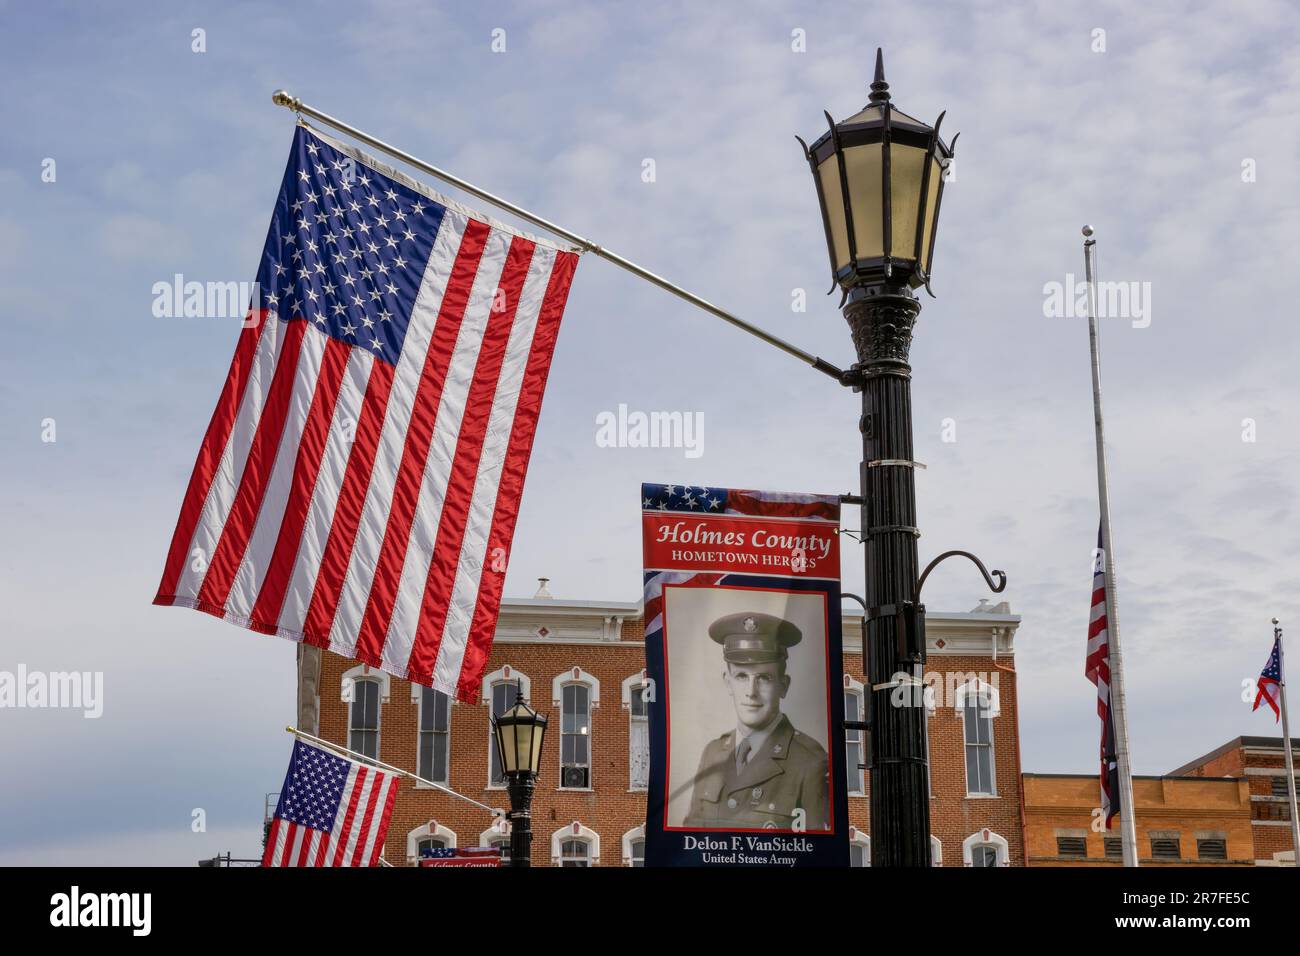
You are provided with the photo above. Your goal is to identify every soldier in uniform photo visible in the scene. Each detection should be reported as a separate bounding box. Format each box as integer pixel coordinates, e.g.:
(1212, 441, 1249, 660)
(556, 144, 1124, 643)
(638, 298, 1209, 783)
(683, 611, 830, 831)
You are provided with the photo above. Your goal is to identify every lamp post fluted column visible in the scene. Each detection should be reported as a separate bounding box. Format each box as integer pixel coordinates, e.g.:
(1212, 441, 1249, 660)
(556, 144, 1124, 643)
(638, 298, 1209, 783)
(844, 283, 931, 867)
(505, 773, 536, 867)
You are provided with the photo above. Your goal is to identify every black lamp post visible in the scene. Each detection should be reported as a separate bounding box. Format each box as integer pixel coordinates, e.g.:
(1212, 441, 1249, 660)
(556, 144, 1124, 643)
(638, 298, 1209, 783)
(490, 682, 548, 867)
(800, 49, 983, 867)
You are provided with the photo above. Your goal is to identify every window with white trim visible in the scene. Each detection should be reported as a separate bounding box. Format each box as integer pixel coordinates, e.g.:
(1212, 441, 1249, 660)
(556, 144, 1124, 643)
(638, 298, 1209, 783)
(849, 828, 870, 867)
(490, 837, 512, 866)
(622, 824, 646, 867)
(624, 673, 650, 791)
(417, 686, 451, 784)
(484, 668, 530, 788)
(963, 829, 1009, 867)
(560, 839, 591, 867)
(551, 822, 600, 867)
(957, 682, 996, 796)
(348, 678, 381, 760)
(845, 678, 865, 796)
(560, 683, 592, 789)
(480, 821, 512, 866)
(406, 821, 457, 865)
(930, 835, 943, 867)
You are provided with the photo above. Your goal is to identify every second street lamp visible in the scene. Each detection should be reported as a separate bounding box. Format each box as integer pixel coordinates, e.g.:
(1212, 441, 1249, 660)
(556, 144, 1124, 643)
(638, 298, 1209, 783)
(490, 682, 548, 868)
(800, 49, 968, 867)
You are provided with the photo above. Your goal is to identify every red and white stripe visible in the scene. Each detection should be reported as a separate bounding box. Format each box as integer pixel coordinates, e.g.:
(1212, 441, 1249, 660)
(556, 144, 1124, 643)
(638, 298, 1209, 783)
(261, 762, 400, 868)
(155, 151, 579, 704)
(1085, 539, 1117, 823)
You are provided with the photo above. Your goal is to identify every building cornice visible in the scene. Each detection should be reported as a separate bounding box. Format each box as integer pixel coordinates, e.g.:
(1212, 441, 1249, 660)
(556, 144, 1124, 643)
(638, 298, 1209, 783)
(495, 597, 1020, 655)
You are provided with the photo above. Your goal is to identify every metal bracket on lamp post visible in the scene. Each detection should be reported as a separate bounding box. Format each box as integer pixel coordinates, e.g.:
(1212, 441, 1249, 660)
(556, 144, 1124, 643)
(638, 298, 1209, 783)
(914, 550, 1007, 604)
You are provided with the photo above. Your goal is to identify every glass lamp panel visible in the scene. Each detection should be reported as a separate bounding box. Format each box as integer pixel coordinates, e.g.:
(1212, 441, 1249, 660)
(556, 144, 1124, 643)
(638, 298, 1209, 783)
(843, 142, 885, 264)
(493, 721, 512, 773)
(886, 142, 927, 260)
(919, 155, 943, 273)
(530, 719, 546, 771)
(816, 154, 849, 274)
(513, 721, 531, 773)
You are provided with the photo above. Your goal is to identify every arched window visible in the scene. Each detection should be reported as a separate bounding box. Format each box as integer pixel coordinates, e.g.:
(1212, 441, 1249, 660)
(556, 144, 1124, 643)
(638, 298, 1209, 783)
(844, 675, 866, 796)
(551, 822, 600, 867)
(956, 679, 998, 796)
(406, 821, 457, 864)
(849, 827, 870, 867)
(930, 835, 943, 867)
(480, 819, 512, 866)
(483, 666, 531, 788)
(962, 829, 1009, 867)
(622, 824, 646, 867)
(622, 672, 650, 791)
(414, 684, 451, 784)
(554, 668, 598, 790)
(342, 665, 388, 761)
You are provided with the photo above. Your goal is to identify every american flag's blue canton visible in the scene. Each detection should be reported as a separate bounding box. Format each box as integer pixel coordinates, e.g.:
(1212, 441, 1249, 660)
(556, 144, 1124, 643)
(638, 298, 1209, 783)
(275, 741, 351, 831)
(256, 127, 446, 366)
(642, 483, 725, 512)
(1262, 641, 1281, 680)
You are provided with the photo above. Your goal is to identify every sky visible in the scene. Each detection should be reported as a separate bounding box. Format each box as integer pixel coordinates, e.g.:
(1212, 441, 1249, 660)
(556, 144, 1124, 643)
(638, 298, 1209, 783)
(2, 0, 1299, 865)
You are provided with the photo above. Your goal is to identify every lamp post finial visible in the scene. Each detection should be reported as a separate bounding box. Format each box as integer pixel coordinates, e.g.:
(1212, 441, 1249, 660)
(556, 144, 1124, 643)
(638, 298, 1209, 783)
(869, 47, 891, 104)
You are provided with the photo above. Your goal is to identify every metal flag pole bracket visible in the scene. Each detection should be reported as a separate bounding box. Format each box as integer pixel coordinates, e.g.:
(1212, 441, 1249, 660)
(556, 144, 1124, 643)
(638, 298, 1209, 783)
(270, 89, 848, 383)
(915, 550, 1007, 604)
(867, 459, 927, 470)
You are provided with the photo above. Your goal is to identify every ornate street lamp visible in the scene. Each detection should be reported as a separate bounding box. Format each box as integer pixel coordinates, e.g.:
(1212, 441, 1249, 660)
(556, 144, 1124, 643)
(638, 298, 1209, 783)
(800, 50, 998, 868)
(491, 682, 548, 867)
(798, 48, 955, 296)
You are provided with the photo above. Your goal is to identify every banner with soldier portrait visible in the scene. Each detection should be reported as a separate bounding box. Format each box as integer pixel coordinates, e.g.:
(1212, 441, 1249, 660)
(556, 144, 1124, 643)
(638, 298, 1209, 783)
(640, 483, 849, 867)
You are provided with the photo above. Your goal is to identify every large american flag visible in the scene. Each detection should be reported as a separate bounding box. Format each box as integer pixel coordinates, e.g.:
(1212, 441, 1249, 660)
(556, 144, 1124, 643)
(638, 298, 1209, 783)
(1085, 525, 1121, 828)
(154, 126, 579, 702)
(1253, 632, 1283, 722)
(262, 740, 400, 867)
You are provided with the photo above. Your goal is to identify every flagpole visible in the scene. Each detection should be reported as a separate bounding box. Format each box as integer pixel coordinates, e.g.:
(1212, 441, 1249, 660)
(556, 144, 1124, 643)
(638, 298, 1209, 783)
(1082, 226, 1140, 867)
(270, 90, 847, 384)
(1273, 619, 1300, 864)
(284, 725, 500, 816)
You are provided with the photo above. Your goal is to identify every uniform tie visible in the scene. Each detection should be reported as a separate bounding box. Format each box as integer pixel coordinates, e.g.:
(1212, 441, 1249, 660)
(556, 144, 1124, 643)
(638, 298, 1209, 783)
(736, 738, 752, 771)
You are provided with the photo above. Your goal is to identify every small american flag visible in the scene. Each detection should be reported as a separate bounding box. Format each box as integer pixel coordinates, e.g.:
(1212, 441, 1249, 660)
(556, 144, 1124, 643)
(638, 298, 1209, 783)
(155, 126, 579, 702)
(420, 846, 503, 867)
(262, 740, 400, 867)
(1085, 525, 1121, 828)
(640, 483, 840, 520)
(1253, 633, 1283, 722)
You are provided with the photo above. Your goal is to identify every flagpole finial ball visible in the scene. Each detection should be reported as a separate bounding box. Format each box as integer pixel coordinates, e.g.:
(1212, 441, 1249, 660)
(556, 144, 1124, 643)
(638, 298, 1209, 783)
(1081, 224, 1095, 238)
(1272, 617, 1279, 625)
(272, 90, 300, 110)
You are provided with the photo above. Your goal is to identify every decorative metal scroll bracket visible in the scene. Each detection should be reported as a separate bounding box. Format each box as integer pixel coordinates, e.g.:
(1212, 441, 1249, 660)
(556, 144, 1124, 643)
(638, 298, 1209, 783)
(914, 550, 1006, 605)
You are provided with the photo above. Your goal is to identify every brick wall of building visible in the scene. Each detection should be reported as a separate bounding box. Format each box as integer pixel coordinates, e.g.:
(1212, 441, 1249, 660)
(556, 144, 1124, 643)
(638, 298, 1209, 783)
(1170, 737, 1298, 865)
(312, 601, 1025, 866)
(1022, 774, 1254, 866)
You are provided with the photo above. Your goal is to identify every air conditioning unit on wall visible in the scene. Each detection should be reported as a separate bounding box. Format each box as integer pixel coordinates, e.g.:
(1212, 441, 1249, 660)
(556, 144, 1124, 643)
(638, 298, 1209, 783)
(562, 766, 589, 789)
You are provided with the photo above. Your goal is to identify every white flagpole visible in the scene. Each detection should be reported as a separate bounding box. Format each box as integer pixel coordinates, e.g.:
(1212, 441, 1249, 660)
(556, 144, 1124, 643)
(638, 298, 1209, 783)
(1273, 620, 1300, 865)
(1082, 226, 1140, 867)
(270, 90, 847, 384)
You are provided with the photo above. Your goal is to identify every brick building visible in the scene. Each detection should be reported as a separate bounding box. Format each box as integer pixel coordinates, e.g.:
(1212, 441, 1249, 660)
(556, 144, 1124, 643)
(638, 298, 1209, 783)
(1170, 736, 1299, 866)
(307, 589, 1024, 866)
(1022, 773, 1254, 866)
